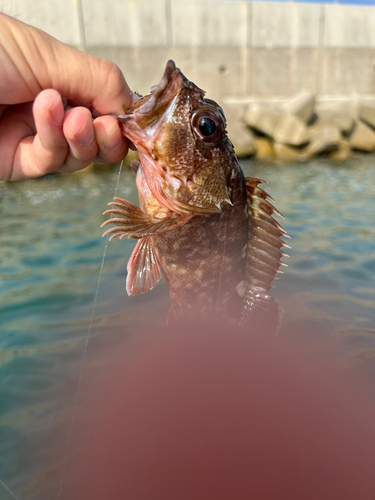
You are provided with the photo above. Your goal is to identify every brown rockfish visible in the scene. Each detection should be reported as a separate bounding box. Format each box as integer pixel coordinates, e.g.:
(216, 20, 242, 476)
(102, 60, 289, 329)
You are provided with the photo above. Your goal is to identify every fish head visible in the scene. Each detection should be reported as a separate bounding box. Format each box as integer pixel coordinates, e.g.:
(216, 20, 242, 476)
(116, 60, 234, 214)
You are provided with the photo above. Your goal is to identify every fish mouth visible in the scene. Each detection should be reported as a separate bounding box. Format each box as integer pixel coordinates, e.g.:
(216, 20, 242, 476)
(115, 60, 184, 130)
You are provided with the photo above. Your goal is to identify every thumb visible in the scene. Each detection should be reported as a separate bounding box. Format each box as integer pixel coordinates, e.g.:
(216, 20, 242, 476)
(46, 47, 135, 115)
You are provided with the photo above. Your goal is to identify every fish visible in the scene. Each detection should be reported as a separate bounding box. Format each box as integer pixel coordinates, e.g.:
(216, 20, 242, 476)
(101, 60, 289, 329)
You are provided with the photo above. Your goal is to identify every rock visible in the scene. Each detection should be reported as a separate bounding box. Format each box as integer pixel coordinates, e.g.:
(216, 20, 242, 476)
(243, 103, 282, 138)
(305, 126, 341, 158)
(274, 143, 304, 162)
(229, 122, 256, 158)
(328, 140, 351, 161)
(254, 137, 275, 160)
(358, 102, 375, 130)
(274, 113, 309, 146)
(349, 121, 375, 152)
(316, 99, 356, 120)
(282, 91, 316, 124)
(313, 110, 354, 136)
(221, 102, 255, 158)
(221, 100, 246, 124)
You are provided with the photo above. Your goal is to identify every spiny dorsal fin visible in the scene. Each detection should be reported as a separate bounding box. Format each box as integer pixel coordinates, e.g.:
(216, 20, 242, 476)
(126, 237, 162, 296)
(241, 177, 289, 331)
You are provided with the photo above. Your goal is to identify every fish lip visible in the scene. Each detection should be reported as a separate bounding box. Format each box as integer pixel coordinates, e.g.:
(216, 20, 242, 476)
(114, 60, 183, 130)
(135, 60, 177, 116)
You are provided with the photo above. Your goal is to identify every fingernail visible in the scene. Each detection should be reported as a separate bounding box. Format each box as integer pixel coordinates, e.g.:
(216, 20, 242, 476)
(75, 117, 94, 147)
(50, 96, 64, 126)
(102, 123, 123, 151)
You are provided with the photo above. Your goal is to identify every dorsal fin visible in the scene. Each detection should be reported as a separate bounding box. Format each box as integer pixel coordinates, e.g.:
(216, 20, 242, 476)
(126, 237, 162, 296)
(241, 178, 289, 331)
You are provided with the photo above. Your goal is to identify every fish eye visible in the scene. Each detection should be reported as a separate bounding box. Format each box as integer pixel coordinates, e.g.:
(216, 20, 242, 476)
(198, 117, 217, 137)
(191, 107, 225, 145)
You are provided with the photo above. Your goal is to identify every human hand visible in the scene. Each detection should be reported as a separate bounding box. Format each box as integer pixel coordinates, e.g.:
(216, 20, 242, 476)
(0, 13, 135, 181)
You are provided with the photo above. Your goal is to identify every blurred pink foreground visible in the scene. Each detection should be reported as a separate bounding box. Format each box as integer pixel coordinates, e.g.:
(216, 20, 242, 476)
(68, 325, 375, 500)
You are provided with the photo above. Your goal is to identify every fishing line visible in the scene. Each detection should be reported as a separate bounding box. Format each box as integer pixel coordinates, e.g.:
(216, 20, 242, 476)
(0, 479, 21, 500)
(56, 159, 124, 500)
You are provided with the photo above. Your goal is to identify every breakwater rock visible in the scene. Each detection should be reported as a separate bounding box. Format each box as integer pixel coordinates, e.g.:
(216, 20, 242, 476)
(222, 93, 375, 161)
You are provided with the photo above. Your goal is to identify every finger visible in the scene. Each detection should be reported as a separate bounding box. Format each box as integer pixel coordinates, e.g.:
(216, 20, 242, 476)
(30, 28, 135, 114)
(51, 55, 136, 115)
(58, 56, 136, 115)
(0, 92, 71, 180)
(93, 115, 128, 164)
(1, 14, 136, 114)
(59, 107, 98, 173)
(0, 104, 11, 119)
(31, 89, 68, 167)
(0, 102, 35, 181)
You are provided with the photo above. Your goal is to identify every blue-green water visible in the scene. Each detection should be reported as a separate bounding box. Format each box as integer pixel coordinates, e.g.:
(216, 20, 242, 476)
(0, 158, 375, 499)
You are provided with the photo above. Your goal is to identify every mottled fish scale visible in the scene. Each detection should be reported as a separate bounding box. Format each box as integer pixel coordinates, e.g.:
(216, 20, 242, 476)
(102, 60, 288, 329)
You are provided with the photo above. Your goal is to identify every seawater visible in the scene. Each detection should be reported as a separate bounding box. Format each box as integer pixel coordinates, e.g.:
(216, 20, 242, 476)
(0, 157, 375, 499)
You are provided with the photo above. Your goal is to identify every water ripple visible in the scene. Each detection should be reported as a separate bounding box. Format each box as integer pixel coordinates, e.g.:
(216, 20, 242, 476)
(0, 159, 375, 498)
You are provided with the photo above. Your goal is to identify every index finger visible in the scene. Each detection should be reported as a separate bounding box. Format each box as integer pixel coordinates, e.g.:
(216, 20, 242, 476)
(1, 13, 135, 115)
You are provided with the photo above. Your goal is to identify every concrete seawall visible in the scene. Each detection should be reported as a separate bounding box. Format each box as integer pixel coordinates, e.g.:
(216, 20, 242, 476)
(10, 0, 375, 101)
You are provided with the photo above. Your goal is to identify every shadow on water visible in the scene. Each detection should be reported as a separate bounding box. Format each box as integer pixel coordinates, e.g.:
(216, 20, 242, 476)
(0, 157, 374, 499)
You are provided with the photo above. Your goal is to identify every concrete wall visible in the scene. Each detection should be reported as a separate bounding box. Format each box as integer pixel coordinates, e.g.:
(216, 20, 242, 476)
(9, 0, 375, 101)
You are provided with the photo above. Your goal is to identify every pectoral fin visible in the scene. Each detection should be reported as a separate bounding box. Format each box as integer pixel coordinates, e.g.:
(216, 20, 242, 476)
(126, 237, 162, 295)
(101, 197, 193, 240)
